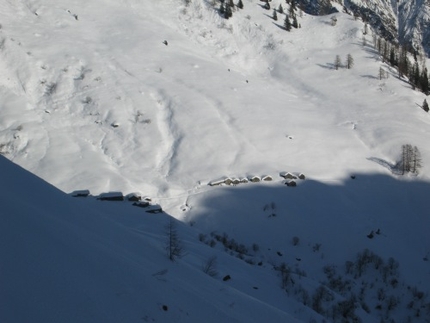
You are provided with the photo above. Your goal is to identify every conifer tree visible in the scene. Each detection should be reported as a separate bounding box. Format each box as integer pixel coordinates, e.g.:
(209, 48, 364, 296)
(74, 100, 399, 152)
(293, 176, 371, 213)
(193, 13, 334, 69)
(398, 45, 409, 78)
(224, 2, 233, 19)
(165, 218, 184, 261)
(382, 41, 389, 63)
(237, 0, 243, 9)
(272, 9, 278, 21)
(411, 61, 420, 89)
(420, 67, 429, 94)
(389, 46, 397, 66)
(423, 99, 429, 112)
(401, 144, 413, 174)
(290, 0, 297, 11)
(292, 15, 298, 28)
(220, 2, 225, 15)
(284, 15, 292, 31)
(401, 144, 422, 174)
(412, 146, 422, 174)
(278, 4, 284, 14)
(289, 0, 296, 16)
(379, 67, 386, 80)
(334, 55, 341, 70)
(346, 54, 354, 69)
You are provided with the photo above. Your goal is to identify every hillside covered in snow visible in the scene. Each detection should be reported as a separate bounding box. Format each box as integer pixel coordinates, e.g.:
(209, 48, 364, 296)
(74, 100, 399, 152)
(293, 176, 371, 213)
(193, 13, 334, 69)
(0, 0, 429, 322)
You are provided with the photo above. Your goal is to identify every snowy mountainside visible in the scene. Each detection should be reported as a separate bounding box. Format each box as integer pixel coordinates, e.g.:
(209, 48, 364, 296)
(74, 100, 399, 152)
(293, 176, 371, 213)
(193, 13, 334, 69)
(0, 154, 303, 322)
(341, 0, 430, 55)
(1, 0, 429, 207)
(1, 0, 430, 322)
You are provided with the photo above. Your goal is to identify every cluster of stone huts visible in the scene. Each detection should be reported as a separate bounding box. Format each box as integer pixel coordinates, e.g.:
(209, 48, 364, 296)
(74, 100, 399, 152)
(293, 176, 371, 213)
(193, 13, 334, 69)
(208, 172, 305, 187)
(70, 190, 162, 213)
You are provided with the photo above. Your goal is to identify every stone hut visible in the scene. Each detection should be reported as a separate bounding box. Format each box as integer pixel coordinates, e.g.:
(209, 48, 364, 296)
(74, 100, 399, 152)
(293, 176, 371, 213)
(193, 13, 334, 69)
(248, 175, 261, 183)
(280, 172, 297, 180)
(98, 192, 124, 201)
(285, 180, 297, 187)
(262, 175, 273, 181)
(70, 190, 90, 197)
(126, 193, 141, 202)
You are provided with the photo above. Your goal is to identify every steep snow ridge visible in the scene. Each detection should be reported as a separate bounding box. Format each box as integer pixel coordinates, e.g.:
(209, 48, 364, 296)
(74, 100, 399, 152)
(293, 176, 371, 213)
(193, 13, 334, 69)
(0, 155, 305, 323)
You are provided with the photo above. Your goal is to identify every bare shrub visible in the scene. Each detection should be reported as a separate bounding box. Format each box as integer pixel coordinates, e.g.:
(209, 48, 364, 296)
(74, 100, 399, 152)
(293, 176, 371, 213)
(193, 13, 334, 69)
(202, 256, 218, 277)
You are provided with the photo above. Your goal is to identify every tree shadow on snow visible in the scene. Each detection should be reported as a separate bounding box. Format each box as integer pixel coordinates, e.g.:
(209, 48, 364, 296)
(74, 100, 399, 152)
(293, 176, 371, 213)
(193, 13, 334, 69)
(317, 63, 335, 70)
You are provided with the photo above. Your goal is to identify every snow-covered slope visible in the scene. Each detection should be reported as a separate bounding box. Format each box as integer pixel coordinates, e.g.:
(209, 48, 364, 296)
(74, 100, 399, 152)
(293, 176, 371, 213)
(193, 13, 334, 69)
(1, 0, 429, 212)
(0, 154, 304, 322)
(1, 0, 430, 322)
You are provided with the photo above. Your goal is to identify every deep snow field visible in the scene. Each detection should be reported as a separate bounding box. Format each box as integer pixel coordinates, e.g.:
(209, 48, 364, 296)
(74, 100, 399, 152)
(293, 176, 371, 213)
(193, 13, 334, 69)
(1, 0, 429, 322)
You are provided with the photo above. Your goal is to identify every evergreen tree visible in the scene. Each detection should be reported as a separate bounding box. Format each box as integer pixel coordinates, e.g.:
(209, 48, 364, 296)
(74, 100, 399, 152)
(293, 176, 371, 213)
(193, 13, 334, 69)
(411, 146, 422, 174)
(165, 218, 184, 261)
(411, 61, 420, 89)
(292, 15, 298, 28)
(237, 0, 243, 9)
(382, 40, 389, 63)
(289, 0, 296, 16)
(398, 45, 409, 78)
(228, 0, 234, 8)
(423, 99, 429, 112)
(334, 55, 341, 70)
(290, 0, 297, 11)
(278, 4, 284, 14)
(272, 9, 278, 21)
(264, 2, 270, 10)
(389, 46, 397, 66)
(420, 67, 429, 94)
(346, 54, 354, 69)
(401, 144, 413, 174)
(379, 67, 386, 80)
(376, 37, 383, 54)
(224, 2, 233, 19)
(400, 144, 422, 174)
(220, 2, 225, 15)
(284, 15, 292, 31)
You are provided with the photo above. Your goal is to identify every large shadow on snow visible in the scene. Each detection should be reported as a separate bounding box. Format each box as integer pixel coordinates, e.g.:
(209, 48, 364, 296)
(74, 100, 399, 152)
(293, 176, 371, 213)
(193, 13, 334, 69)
(187, 173, 430, 276)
